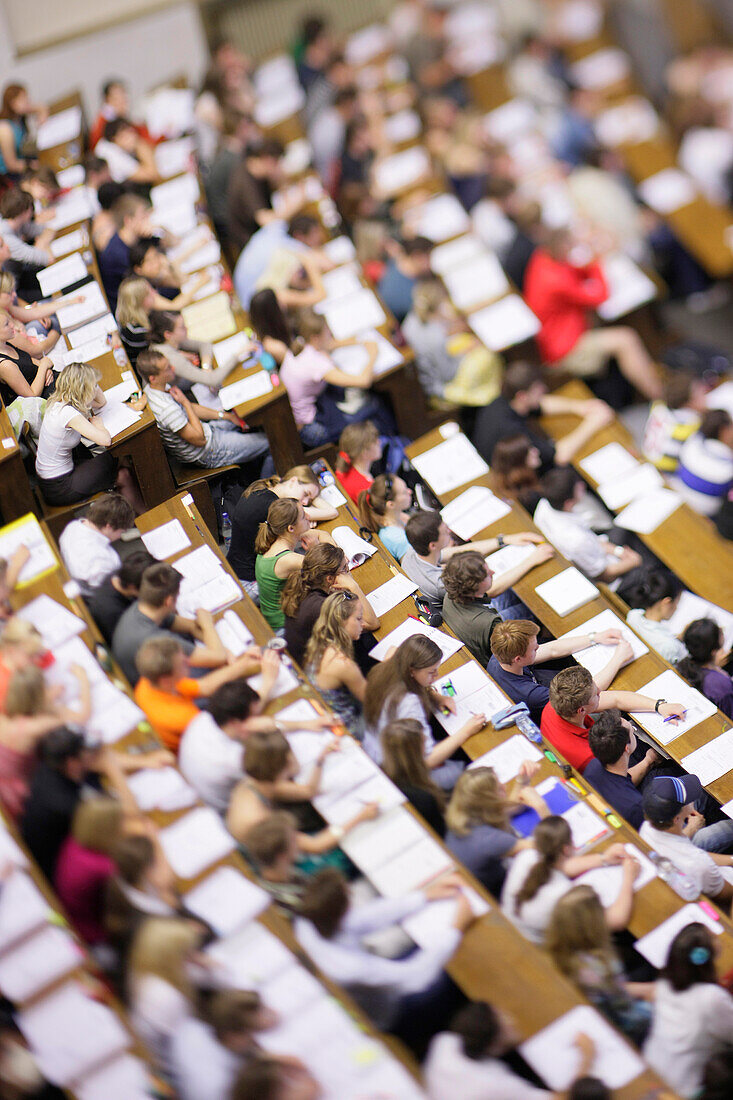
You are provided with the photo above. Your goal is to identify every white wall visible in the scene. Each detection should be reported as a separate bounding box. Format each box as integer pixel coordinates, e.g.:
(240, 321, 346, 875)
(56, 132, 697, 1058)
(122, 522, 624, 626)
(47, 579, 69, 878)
(0, 2, 209, 120)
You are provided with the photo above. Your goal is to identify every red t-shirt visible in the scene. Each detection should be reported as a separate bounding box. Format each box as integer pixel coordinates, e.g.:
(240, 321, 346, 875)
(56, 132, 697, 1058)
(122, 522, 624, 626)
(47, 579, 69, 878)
(523, 249, 609, 364)
(540, 703, 595, 773)
(55, 837, 116, 945)
(336, 466, 373, 503)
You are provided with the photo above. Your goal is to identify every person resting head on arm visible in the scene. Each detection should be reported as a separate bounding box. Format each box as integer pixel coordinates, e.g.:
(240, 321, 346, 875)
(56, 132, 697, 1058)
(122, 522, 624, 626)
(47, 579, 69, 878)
(624, 567, 687, 664)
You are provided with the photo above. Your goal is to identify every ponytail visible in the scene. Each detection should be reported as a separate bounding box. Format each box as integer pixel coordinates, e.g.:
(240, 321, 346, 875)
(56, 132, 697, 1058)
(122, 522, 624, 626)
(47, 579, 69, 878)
(357, 474, 393, 534)
(254, 498, 300, 556)
(335, 420, 379, 474)
(676, 618, 722, 692)
(514, 816, 571, 914)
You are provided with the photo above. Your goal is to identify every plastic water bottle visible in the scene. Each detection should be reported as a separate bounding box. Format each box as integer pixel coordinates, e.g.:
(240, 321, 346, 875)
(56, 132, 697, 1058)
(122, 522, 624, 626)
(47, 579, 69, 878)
(221, 511, 232, 552)
(648, 851, 696, 898)
(515, 711, 543, 745)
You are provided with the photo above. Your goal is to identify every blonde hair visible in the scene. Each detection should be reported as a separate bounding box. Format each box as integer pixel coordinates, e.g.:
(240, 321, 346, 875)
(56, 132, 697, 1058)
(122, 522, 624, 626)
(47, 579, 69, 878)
(412, 277, 447, 324)
(116, 276, 152, 329)
(381, 718, 445, 809)
(545, 885, 617, 982)
(304, 591, 357, 670)
(128, 917, 202, 998)
(244, 464, 319, 500)
(0, 272, 15, 297)
(445, 767, 510, 835)
(48, 361, 100, 415)
(336, 420, 379, 473)
(135, 635, 182, 682)
(4, 665, 47, 717)
(71, 796, 124, 854)
(0, 618, 43, 656)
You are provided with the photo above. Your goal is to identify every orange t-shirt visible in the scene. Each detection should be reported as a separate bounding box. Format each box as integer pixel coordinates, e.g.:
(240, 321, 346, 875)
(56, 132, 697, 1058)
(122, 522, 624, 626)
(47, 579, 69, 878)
(133, 677, 201, 752)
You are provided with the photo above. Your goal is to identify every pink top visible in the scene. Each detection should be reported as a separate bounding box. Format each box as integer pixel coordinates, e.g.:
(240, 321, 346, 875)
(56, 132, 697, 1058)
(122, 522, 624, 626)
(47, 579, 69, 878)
(55, 837, 116, 944)
(279, 345, 333, 425)
(0, 740, 34, 820)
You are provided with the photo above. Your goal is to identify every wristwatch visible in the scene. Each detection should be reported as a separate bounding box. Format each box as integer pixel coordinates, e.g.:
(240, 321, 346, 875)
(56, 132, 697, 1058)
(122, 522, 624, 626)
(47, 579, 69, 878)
(654, 698, 667, 714)
(217, 410, 225, 419)
(497, 535, 505, 549)
(588, 632, 596, 644)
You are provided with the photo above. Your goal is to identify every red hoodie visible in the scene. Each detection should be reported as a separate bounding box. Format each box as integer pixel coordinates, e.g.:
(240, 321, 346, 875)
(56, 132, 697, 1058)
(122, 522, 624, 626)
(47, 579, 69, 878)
(524, 248, 609, 364)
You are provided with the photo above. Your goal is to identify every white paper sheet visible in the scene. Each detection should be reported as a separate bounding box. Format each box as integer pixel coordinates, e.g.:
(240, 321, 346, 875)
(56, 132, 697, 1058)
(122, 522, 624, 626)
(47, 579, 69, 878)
(36, 106, 82, 150)
(330, 524, 377, 567)
(254, 84, 306, 127)
(597, 462, 665, 510)
(563, 801, 610, 849)
(597, 253, 657, 320)
(176, 568, 242, 619)
(140, 518, 191, 560)
(0, 871, 47, 952)
(520, 1004, 644, 1090)
(483, 98, 537, 143)
(126, 766, 198, 813)
(259, 961, 324, 1018)
(631, 669, 718, 747)
(50, 227, 87, 258)
(706, 380, 733, 417)
(97, 399, 141, 438)
(150, 200, 198, 237)
(634, 902, 723, 968)
(77, 1054, 151, 1100)
(468, 733, 544, 783)
(322, 235, 357, 266)
(67, 312, 117, 347)
(323, 288, 386, 341)
(0, 924, 82, 1002)
(411, 435, 489, 495)
(248, 663, 300, 700)
(319, 482, 347, 508)
(37, 253, 88, 296)
(384, 108, 422, 144)
(206, 922, 293, 988)
(555, 607, 648, 677)
(435, 661, 507, 736)
(681, 728, 733, 784)
(430, 234, 485, 275)
(56, 164, 85, 189)
(440, 484, 510, 539)
(595, 96, 659, 147)
(218, 371, 273, 410)
(158, 807, 236, 879)
(365, 574, 418, 617)
(579, 442, 639, 484)
(48, 189, 95, 231)
(143, 86, 195, 139)
(443, 253, 509, 309)
(485, 543, 536, 579)
(341, 806, 424, 873)
(373, 146, 431, 196)
(402, 887, 489, 949)
(184, 865, 270, 936)
(0, 513, 57, 585)
(212, 330, 255, 371)
(17, 593, 85, 649)
(87, 679, 145, 746)
(468, 295, 541, 351)
(639, 168, 698, 214)
(404, 193, 471, 243)
(330, 329, 403, 377)
(214, 609, 255, 656)
(319, 264, 363, 303)
(555, 0, 604, 41)
(179, 238, 221, 274)
(316, 769, 406, 825)
(345, 22, 393, 65)
(154, 137, 194, 178)
(666, 590, 733, 653)
(569, 48, 631, 90)
(55, 281, 109, 331)
(182, 291, 236, 343)
(151, 173, 199, 211)
(535, 567, 599, 617)
(575, 843, 657, 907)
(369, 618, 464, 664)
(62, 334, 113, 366)
(369, 833, 454, 896)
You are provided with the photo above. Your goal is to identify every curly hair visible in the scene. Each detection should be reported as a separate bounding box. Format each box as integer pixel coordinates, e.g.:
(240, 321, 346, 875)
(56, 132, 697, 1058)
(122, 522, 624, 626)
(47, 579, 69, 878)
(442, 551, 488, 603)
(304, 591, 358, 670)
(281, 543, 345, 618)
(47, 361, 100, 415)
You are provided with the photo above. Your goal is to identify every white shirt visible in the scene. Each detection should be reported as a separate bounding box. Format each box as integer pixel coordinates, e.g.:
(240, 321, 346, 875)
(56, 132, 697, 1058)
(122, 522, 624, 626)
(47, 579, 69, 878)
(59, 519, 120, 594)
(130, 976, 191, 1076)
(35, 403, 83, 479)
(644, 979, 733, 1098)
(170, 1017, 244, 1100)
(639, 822, 724, 899)
(674, 434, 733, 516)
(364, 693, 434, 767)
(424, 1032, 552, 1100)
(534, 498, 608, 578)
(178, 711, 244, 813)
(626, 608, 688, 664)
(294, 891, 461, 1028)
(500, 848, 573, 944)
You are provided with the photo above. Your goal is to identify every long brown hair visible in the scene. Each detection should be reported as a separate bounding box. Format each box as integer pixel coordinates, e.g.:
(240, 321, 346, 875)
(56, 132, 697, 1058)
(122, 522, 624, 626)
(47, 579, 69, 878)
(488, 434, 540, 500)
(0, 84, 26, 121)
(336, 420, 379, 474)
(546, 885, 616, 981)
(254, 498, 301, 555)
(304, 592, 358, 670)
(445, 767, 510, 835)
(244, 464, 319, 499)
(381, 719, 445, 809)
(363, 634, 441, 728)
(357, 474, 397, 533)
(281, 543, 345, 618)
(514, 816, 571, 913)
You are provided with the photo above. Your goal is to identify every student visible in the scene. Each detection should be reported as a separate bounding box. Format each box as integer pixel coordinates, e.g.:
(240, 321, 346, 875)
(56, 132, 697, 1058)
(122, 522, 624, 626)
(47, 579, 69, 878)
(488, 619, 630, 726)
(534, 468, 642, 583)
(377, 236, 433, 323)
(58, 494, 134, 595)
(363, 634, 485, 790)
(640, 776, 733, 904)
(243, 812, 310, 910)
(546, 886, 653, 1045)
(0, 617, 46, 711)
(334, 420, 382, 501)
(255, 498, 332, 632)
(129, 239, 209, 306)
(541, 665, 685, 774)
(472, 360, 613, 469)
(89, 79, 154, 151)
(54, 796, 127, 946)
(230, 1057, 321, 1100)
(294, 867, 475, 1032)
(179, 674, 330, 812)
(380, 718, 447, 838)
(625, 568, 688, 664)
(304, 591, 367, 738)
(675, 409, 733, 517)
(501, 816, 639, 944)
(445, 765, 549, 895)
(0, 306, 53, 406)
(112, 561, 229, 686)
(96, 118, 160, 186)
(442, 549, 553, 665)
(585, 711, 665, 831)
(226, 139, 286, 253)
(424, 1000, 596, 1100)
(136, 349, 270, 470)
(0, 188, 53, 271)
(105, 833, 179, 952)
(644, 923, 733, 1098)
(98, 193, 151, 312)
(227, 467, 337, 597)
(88, 549, 155, 645)
(402, 510, 545, 617)
(0, 84, 47, 178)
(523, 228, 661, 399)
(149, 309, 236, 390)
(678, 619, 733, 719)
(133, 635, 263, 753)
(488, 434, 542, 505)
(642, 371, 707, 473)
(357, 473, 412, 560)
(35, 362, 117, 506)
(233, 212, 326, 310)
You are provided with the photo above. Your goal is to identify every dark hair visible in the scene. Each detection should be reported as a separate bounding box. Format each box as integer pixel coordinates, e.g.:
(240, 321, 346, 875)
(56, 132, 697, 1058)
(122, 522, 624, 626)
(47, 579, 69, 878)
(280, 542, 344, 618)
(489, 434, 541, 499)
(0, 84, 27, 121)
(298, 867, 349, 939)
(135, 348, 168, 385)
(501, 361, 544, 401)
(231, 1057, 285, 1100)
(334, 86, 358, 108)
(302, 15, 326, 44)
(700, 1046, 733, 1100)
(243, 730, 290, 782)
(624, 567, 683, 611)
(249, 288, 292, 348)
(83, 154, 108, 179)
(244, 811, 296, 869)
(588, 710, 630, 766)
(450, 1001, 501, 1060)
(39, 727, 86, 768)
(357, 473, 399, 534)
(514, 816, 571, 912)
(112, 833, 155, 884)
(86, 493, 134, 532)
(254, 497, 301, 556)
(206, 681, 258, 726)
(103, 118, 133, 143)
(402, 235, 432, 256)
(701, 408, 732, 440)
(663, 923, 719, 992)
(0, 188, 34, 220)
(677, 618, 724, 692)
(569, 1080, 611, 1100)
(245, 138, 284, 161)
(138, 562, 181, 607)
(117, 550, 155, 590)
(148, 310, 180, 344)
(102, 78, 125, 99)
(663, 371, 696, 411)
(540, 467, 580, 511)
(287, 213, 318, 240)
(97, 181, 126, 210)
(129, 238, 161, 271)
(442, 551, 488, 603)
(405, 510, 442, 556)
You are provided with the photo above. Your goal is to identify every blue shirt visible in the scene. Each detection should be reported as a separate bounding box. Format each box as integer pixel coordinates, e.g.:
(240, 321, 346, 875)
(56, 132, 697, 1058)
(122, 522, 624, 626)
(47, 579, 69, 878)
(232, 221, 304, 308)
(379, 525, 409, 560)
(583, 758, 644, 831)
(486, 656, 554, 725)
(98, 233, 130, 313)
(377, 260, 415, 323)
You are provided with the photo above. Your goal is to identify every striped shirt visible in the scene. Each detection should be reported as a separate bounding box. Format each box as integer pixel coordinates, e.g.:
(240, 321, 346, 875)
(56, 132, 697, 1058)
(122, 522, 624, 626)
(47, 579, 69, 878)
(144, 385, 212, 464)
(675, 434, 733, 516)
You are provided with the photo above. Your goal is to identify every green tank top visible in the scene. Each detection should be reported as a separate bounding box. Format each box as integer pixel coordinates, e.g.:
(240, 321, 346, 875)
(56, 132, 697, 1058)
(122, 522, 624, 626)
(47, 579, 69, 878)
(255, 550, 290, 631)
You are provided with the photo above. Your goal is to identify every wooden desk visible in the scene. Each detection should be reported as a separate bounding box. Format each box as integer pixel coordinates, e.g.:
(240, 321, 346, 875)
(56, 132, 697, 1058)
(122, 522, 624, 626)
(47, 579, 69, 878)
(538, 379, 733, 611)
(36, 90, 85, 174)
(0, 403, 36, 525)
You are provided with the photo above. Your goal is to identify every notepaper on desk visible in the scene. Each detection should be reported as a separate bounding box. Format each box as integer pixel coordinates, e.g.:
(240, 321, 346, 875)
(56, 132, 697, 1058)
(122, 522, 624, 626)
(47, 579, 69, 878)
(213, 330, 255, 371)
(77, 1054, 151, 1100)
(182, 291, 236, 343)
(576, 843, 657, 907)
(635, 903, 723, 968)
(37, 253, 88, 296)
(259, 962, 324, 1018)
(0, 513, 57, 586)
(127, 767, 198, 813)
(597, 462, 664, 510)
(484, 98, 537, 142)
(468, 733, 544, 784)
(206, 922, 293, 988)
(97, 399, 141, 438)
(520, 1004, 644, 1090)
(469, 294, 541, 351)
(443, 253, 509, 310)
(50, 227, 87, 259)
(597, 254, 657, 321)
(322, 235, 356, 266)
(68, 313, 117, 347)
(176, 568, 241, 618)
(322, 287, 386, 341)
(631, 668, 718, 746)
(0, 924, 81, 1003)
(218, 370, 273, 410)
(0, 871, 47, 952)
(595, 96, 659, 146)
(370, 833, 454, 896)
(412, 434, 489, 495)
(341, 806, 425, 873)
(248, 663, 300, 700)
(535, 567, 599, 617)
(681, 728, 733, 785)
(430, 233, 485, 275)
(48, 189, 95, 231)
(179, 238, 221, 274)
(184, 866, 270, 937)
(369, 618, 464, 664)
(318, 264, 363, 303)
(316, 770, 406, 826)
(440, 484, 510, 539)
(36, 106, 82, 150)
(17, 594, 85, 649)
(154, 136, 194, 179)
(373, 146, 431, 196)
(402, 887, 489, 949)
(56, 164, 85, 190)
(435, 662, 506, 737)
(570, 47, 630, 89)
(215, 609, 255, 656)
(330, 328, 403, 376)
(405, 193, 471, 243)
(159, 806, 235, 879)
(140, 518, 190, 560)
(485, 542, 536, 579)
(151, 200, 197, 237)
(62, 334, 112, 366)
(365, 574, 418, 617)
(330, 525, 377, 567)
(639, 168, 698, 214)
(579, 441, 639, 484)
(616, 487, 683, 533)
(556, 607, 648, 677)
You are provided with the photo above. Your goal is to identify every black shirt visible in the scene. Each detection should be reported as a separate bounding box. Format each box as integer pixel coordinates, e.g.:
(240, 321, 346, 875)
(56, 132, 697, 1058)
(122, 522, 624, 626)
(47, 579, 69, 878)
(400, 782, 445, 838)
(284, 589, 327, 668)
(472, 395, 556, 471)
(20, 764, 82, 882)
(87, 576, 133, 645)
(0, 343, 45, 406)
(227, 488, 277, 582)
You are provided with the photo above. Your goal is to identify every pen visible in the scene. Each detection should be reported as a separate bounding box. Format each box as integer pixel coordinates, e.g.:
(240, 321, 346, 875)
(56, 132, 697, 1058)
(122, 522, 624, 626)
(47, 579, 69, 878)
(663, 709, 687, 723)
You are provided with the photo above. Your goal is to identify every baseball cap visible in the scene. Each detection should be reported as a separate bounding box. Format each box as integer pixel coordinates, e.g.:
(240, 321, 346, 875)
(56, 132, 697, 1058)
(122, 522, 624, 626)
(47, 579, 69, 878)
(642, 774, 704, 826)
